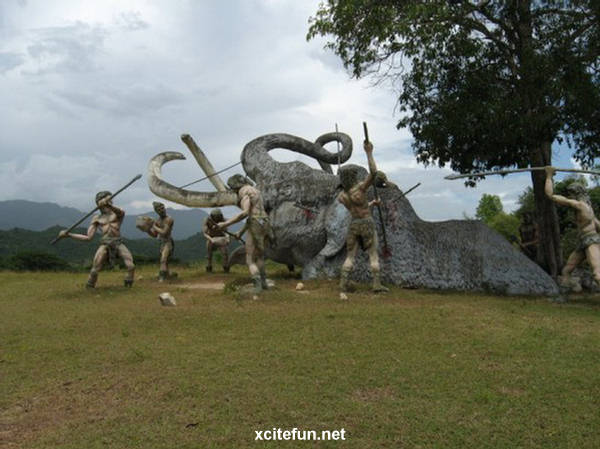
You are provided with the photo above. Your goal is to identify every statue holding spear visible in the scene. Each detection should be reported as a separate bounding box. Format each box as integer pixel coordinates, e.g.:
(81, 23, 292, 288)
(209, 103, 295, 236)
(446, 165, 600, 290)
(54, 174, 141, 288)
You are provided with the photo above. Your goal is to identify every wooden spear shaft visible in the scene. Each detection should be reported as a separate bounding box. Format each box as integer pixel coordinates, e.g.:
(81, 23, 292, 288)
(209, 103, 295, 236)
(363, 122, 390, 256)
(445, 167, 600, 180)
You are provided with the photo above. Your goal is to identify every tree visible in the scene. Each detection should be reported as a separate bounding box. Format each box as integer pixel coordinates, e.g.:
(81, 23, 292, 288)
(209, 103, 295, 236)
(475, 193, 503, 223)
(308, 1, 600, 277)
(488, 212, 520, 242)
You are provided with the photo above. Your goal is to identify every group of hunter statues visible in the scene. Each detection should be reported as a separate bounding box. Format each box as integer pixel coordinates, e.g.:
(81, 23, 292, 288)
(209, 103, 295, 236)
(55, 127, 600, 297)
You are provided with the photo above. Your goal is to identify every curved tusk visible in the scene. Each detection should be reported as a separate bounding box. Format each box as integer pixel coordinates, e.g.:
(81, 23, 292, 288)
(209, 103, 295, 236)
(180, 134, 229, 192)
(147, 151, 238, 207)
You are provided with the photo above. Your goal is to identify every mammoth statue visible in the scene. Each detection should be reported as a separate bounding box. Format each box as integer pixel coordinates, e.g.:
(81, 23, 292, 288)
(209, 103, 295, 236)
(148, 132, 558, 296)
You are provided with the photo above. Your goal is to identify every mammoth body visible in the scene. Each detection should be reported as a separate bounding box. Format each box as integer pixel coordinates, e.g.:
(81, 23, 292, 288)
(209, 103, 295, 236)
(148, 132, 558, 296)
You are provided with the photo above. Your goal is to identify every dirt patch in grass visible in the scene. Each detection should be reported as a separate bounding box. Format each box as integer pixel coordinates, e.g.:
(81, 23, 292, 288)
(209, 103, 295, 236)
(352, 386, 396, 403)
(178, 282, 225, 290)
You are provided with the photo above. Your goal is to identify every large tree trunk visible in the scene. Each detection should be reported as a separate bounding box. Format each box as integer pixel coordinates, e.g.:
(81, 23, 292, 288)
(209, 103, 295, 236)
(530, 141, 563, 277)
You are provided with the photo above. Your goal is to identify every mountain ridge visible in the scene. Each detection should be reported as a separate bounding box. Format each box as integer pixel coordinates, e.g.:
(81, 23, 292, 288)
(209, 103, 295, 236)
(0, 200, 210, 240)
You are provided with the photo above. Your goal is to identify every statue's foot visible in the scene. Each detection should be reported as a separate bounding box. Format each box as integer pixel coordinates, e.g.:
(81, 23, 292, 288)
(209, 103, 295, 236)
(558, 275, 582, 293)
(86, 283, 95, 289)
(252, 277, 263, 295)
(124, 279, 134, 288)
(206, 266, 213, 273)
(224, 266, 230, 273)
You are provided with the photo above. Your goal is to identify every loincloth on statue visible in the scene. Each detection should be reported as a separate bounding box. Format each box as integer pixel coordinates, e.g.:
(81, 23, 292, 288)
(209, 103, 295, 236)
(100, 236, 124, 266)
(577, 232, 600, 252)
(247, 216, 272, 253)
(346, 216, 375, 251)
(209, 236, 230, 248)
(159, 237, 174, 256)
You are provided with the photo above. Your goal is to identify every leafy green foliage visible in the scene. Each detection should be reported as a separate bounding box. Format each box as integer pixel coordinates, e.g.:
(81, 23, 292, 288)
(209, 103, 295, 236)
(487, 212, 520, 242)
(475, 194, 504, 223)
(5, 252, 71, 271)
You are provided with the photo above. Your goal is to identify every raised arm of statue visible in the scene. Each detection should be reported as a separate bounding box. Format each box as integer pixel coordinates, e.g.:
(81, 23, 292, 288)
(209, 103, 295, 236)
(544, 166, 579, 208)
(358, 141, 377, 192)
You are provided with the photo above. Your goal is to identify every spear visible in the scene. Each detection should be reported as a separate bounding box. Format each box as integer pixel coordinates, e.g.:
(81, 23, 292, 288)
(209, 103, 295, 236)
(363, 122, 391, 258)
(445, 166, 600, 180)
(50, 174, 142, 245)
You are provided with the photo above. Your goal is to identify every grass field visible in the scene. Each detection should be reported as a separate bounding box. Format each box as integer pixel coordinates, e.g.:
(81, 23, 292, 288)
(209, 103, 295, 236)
(1, 264, 599, 448)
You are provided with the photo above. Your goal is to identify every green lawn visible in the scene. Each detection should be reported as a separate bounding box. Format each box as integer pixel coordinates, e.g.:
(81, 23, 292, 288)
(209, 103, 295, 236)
(1, 265, 599, 448)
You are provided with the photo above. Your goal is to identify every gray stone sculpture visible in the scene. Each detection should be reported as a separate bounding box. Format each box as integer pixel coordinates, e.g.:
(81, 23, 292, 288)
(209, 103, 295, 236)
(147, 133, 558, 296)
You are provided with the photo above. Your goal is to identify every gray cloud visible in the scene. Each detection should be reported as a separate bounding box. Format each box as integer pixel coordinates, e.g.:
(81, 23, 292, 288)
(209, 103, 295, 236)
(25, 22, 108, 74)
(0, 51, 24, 73)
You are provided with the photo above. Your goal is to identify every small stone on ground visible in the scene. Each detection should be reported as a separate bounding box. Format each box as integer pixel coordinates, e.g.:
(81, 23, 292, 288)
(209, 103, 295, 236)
(159, 292, 176, 306)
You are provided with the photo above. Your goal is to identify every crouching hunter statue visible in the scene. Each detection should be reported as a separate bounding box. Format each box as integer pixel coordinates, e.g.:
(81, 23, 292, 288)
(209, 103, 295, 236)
(202, 208, 230, 273)
(58, 191, 135, 288)
(338, 140, 389, 296)
(217, 175, 271, 295)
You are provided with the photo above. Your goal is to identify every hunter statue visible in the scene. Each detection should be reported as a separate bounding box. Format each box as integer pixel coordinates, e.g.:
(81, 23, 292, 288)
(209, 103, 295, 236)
(57, 191, 135, 288)
(216, 174, 271, 295)
(136, 201, 175, 281)
(202, 208, 230, 273)
(337, 139, 389, 298)
(545, 166, 600, 291)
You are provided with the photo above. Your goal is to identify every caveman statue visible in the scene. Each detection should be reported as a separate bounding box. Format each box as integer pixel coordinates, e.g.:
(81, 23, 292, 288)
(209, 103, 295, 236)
(217, 174, 270, 294)
(338, 141, 389, 296)
(202, 208, 230, 273)
(545, 166, 600, 290)
(137, 201, 175, 281)
(58, 191, 135, 288)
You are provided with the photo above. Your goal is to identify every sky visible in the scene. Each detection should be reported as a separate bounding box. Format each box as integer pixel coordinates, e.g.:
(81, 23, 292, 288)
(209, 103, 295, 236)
(0, 0, 583, 220)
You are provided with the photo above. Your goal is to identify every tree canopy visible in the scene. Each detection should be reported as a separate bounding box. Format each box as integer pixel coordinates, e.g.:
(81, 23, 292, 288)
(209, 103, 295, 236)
(308, 0, 600, 172)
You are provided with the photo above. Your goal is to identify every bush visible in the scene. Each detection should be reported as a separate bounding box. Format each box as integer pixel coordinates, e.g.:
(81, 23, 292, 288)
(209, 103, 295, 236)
(7, 252, 71, 271)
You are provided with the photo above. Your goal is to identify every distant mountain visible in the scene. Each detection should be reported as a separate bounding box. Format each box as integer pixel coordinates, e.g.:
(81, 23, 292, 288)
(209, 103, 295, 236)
(0, 226, 229, 264)
(0, 200, 211, 240)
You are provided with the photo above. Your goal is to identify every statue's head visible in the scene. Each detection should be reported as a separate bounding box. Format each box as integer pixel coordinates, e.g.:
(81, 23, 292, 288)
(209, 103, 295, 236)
(95, 191, 112, 206)
(153, 201, 166, 217)
(374, 170, 390, 188)
(210, 208, 224, 222)
(567, 182, 588, 201)
(227, 174, 253, 193)
(338, 164, 364, 191)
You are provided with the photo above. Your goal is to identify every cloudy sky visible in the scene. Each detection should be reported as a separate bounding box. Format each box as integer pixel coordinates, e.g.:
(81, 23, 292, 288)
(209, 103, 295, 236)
(0, 0, 581, 220)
